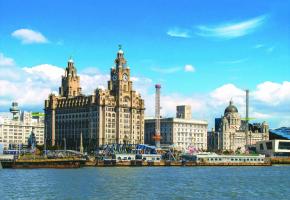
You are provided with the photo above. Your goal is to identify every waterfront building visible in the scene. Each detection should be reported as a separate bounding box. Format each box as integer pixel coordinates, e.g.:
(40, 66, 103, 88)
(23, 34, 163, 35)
(145, 105, 208, 151)
(207, 128, 216, 152)
(208, 100, 269, 152)
(45, 47, 145, 151)
(0, 102, 44, 149)
(254, 140, 290, 157)
(269, 127, 290, 140)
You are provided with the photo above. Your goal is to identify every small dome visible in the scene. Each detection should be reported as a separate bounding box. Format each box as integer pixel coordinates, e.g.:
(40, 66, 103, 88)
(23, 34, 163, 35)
(224, 100, 238, 114)
(117, 44, 124, 54)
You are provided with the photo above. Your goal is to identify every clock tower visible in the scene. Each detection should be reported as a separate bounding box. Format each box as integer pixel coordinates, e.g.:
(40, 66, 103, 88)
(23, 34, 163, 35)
(108, 45, 133, 102)
(105, 45, 145, 144)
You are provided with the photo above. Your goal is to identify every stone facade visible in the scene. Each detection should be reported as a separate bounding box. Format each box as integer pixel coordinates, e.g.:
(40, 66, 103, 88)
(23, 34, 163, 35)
(45, 48, 145, 151)
(208, 100, 269, 152)
(145, 106, 208, 151)
(0, 109, 44, 149)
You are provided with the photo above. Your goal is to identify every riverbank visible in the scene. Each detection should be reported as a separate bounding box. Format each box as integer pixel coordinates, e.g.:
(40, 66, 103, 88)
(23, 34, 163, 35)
(270, 157, 290, 164)
(5, 157, 290, 169)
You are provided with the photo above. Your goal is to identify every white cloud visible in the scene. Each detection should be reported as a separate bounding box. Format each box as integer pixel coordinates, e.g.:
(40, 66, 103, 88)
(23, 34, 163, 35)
(80, 74, 110, 94)
(0, 53, 15, 67)
(196, 15, 267, 39)
(210, 84, 245, 107)
(167, 27, 190, 38)
(253, 81, 290, 105)
(23, 64, 64, 83)
(0, 58, 289, 128)
(148, 82, 290, 128)
(184, 64, 195, 72)
(0, 64, 63, 107)
(0, 62, 153, 109)
(11, 28, 48, 44)
(251, 112, 271, 119)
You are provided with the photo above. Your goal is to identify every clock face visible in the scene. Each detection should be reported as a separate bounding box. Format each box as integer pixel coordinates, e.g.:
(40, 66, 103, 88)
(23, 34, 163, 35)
(112, 74, 117, 81)
(123, 73, 128, 81)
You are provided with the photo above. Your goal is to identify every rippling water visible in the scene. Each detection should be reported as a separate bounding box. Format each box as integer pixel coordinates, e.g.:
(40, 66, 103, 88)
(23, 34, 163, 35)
(1, 166, 290, 200)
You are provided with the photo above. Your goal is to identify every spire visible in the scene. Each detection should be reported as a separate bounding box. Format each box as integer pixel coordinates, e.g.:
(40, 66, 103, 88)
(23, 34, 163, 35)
(115, 44, 127, 68)
(118, 44, 123, 54)
(66, 56, 76, 77)
(68, 56, 74, 63)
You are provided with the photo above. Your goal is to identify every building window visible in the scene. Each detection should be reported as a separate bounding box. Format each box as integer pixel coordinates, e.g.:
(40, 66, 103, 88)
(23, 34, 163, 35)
(266, 142, 272, 150)
(278, 142, 290, 150)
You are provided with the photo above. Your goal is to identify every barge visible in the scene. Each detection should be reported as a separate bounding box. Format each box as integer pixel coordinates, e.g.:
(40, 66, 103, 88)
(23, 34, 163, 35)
(0, 155, 85, 169)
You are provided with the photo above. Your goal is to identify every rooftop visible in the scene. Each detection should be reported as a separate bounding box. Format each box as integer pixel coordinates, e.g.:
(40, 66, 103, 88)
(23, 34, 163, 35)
(270, 127, 290, 140)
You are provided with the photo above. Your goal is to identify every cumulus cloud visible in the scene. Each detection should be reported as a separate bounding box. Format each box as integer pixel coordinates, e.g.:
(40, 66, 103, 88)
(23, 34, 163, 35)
(23, 64, 64, 83)
(11, 28, 48, 44)
(167, 27, 190, 38)
(0, 58, 289, 128)
(0, 53, 15, 67)
(0, 64, 63, 107)
(143, 82, 290, 128)
(254, 81, 290, 105)
(80, 73, 110, 94)
(0, 63, 154, 110)
(184, 64, 195, 72)
(196, 15, 267, 39)
(210, 84, 245, 106)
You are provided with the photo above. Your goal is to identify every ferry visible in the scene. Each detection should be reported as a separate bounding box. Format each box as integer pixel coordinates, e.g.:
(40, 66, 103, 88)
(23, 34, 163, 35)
(181, 152, 269, 166)
(112, 153, 162, 162)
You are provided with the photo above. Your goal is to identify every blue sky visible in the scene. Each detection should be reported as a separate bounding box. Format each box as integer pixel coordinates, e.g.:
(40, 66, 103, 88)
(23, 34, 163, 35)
(0, 0, 290, 129)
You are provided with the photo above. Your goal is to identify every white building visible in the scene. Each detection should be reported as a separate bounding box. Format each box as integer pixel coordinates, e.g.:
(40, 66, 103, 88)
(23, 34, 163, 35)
(255, 140, 290, 157)
(208, 100, 269, 153)
(0, 103, 44, 149)
(145, 106, 208, 151)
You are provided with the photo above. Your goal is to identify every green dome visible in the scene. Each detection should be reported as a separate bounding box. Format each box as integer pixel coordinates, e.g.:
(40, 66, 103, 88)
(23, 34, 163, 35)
(224, 100, 238, 114)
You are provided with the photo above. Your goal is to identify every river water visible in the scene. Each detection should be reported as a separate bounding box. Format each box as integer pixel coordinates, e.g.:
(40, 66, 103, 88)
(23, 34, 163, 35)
(0, 166, 290, 200)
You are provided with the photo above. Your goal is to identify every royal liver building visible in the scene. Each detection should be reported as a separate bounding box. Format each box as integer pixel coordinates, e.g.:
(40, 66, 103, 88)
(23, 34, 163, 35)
(45, 47, 145, 151)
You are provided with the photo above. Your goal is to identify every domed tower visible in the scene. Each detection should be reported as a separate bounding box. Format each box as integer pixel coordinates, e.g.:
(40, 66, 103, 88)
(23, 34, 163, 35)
(10, 102, 20, 120)
(224, 100, 241, 130)
(115, 45, 127, 68)
(59, 57, 82, 97)
(262, 121, 269, 140)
